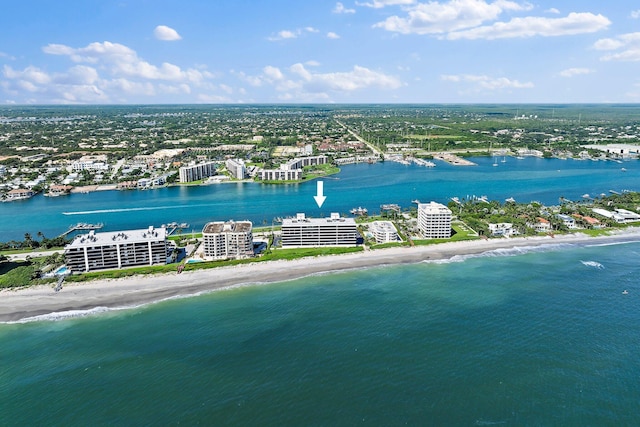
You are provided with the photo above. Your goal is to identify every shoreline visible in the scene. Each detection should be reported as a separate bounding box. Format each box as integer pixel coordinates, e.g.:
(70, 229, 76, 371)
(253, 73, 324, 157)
(2, 229, 640, 323)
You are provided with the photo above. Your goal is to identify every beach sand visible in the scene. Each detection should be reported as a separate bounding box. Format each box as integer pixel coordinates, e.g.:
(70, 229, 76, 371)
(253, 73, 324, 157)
(2, 229, 639, 322)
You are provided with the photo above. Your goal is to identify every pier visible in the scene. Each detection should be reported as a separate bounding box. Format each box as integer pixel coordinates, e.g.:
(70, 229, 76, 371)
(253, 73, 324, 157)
(59, 223, 104, 237)
(163, 222, 190, 235)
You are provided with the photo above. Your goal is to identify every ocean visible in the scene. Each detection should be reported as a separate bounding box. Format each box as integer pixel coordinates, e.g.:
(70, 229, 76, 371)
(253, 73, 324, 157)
(2, 240, 640, 425)
(2, 156, 640, 424)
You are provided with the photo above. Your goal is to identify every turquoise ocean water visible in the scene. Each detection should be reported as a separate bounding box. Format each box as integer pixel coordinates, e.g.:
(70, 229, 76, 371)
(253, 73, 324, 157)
(2, 240, 640, 425)
(2, 157, 640, 425)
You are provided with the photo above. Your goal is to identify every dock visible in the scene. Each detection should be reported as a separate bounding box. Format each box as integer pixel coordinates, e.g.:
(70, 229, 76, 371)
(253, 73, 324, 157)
(163, 222, 190, 235)
(59, 223, 104, 237)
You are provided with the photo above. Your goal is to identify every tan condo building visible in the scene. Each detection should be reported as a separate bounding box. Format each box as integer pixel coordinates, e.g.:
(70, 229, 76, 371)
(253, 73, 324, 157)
(202, 220, 253, 260)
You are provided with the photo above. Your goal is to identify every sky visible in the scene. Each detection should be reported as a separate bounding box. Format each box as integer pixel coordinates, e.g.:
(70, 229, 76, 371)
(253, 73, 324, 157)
(0, 0, 639, 104)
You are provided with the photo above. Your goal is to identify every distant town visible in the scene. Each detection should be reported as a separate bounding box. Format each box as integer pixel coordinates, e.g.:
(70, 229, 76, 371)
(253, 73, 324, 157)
(1, 104, 640, 287)
(1, 104, 640, 199)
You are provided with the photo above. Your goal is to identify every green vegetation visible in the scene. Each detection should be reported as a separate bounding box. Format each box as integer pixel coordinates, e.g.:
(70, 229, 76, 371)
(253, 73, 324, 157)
(0, 261, 36, 288)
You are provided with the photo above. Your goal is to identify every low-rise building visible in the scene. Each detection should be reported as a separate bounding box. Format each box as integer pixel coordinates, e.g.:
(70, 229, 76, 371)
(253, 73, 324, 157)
(258, 168, 302, 181)
(201, 220, 254, 260)
(592, 208, 626, 223)
(64, 226, 168, 273)
(369, 221, 400, 243)
(281, 213, 360, 248)
(556, 214, 577, 229)
(615, 208, 640, 222)
(4, 188, 35, 201)
(488, 223, 515, 237)
(530, 217, 552, 233)
(417, 202, 451, 239)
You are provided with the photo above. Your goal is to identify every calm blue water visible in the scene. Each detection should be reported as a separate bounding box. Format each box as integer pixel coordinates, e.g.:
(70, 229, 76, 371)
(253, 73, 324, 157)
(1, 156, 638, 240)
(2, 241, 640, 425)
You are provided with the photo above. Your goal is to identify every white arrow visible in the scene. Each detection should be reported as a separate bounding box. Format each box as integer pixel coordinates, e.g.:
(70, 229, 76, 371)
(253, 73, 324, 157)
(314, 180, 326, 208)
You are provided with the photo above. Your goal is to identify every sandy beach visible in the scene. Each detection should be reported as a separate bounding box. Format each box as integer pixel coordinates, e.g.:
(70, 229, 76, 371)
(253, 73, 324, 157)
(2, 229, 640, 322)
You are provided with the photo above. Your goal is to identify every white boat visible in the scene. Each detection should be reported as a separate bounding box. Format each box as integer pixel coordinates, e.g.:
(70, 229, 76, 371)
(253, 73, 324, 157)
(350, 207, 368, 215)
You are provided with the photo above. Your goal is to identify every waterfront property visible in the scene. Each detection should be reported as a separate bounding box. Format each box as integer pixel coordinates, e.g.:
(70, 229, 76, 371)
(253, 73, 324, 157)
(417, 202, 452, 239)
(64, 226, 168, 273)
(488, 222, 516, 237)
(201, 220, 253, 260)
(369, 221, 401, 243)
(225, 158, 247, 180)
(557, 214, 577, 229)
(258, 168, 303, 181)
(257, 155, 327, 181)
(179, 161, 218, 183)
(3, 188, 35, 201)
(281, 213, 360, 248)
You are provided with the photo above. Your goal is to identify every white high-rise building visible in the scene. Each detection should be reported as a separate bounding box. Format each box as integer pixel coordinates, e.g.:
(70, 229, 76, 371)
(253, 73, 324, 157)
(179, 161, 217, 183)
(225, 158, 246, 179)
(417, 202, 452, 239)
(202, 220, 253, 260)
(64, 227, 168, 273)
(281, 213, 360, 248)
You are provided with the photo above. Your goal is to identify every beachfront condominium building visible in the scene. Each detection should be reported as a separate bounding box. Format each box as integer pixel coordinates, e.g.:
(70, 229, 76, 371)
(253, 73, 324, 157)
(281, 213, 360, 248)
(202, 220, 253, 260)
(64, 227, 168, 273)
(179, 161, 217, 183)
(369, 221, 401, 244)
(225, 158, 247, 180)
(417, 202, 452, 239)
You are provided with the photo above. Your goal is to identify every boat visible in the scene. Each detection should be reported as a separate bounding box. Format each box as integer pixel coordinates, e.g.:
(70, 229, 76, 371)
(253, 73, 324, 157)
(411, 199, 420, 204)
(350, 207, 368, 215)
(622, 290, 629, 295)
(505, 197, 516, 203)
(621, 168, 627, 172)
(582, 194, 590, 199)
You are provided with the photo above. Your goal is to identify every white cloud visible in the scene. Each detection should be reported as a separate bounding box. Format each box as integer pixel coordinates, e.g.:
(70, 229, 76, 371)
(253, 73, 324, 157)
(594, 32, 640, 61)
(357, 0, 415, 8)
(558, 67, 593, 77)
(441, 73, 533, 90)
(631, 10, 640, 19)
(305, 60, 321, 66)
(373, 0, 532, 35)
(42, 41, 209, 82)
(153, 25, 182, 41)
(290, 63, 402, 91)
(240, 63, 402, 100)
(546, 8, 560, 14)
(268, 27, 319, 41)
(0, 51, 16, 60)
(327, 32, 341, 39)
(268, 30, 298, 41)
(333, 2, 356, 13)
(0, 40, 222, 103)
(263, 65, 284, 81)
(446, 12, 610, 40)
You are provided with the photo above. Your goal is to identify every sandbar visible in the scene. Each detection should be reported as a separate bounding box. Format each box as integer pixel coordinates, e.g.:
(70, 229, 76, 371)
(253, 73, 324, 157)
(2, 229, 639, 322)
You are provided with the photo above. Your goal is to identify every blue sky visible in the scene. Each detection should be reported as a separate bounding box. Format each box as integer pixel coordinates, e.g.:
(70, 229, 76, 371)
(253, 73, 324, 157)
(0, 0, 639, 104)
